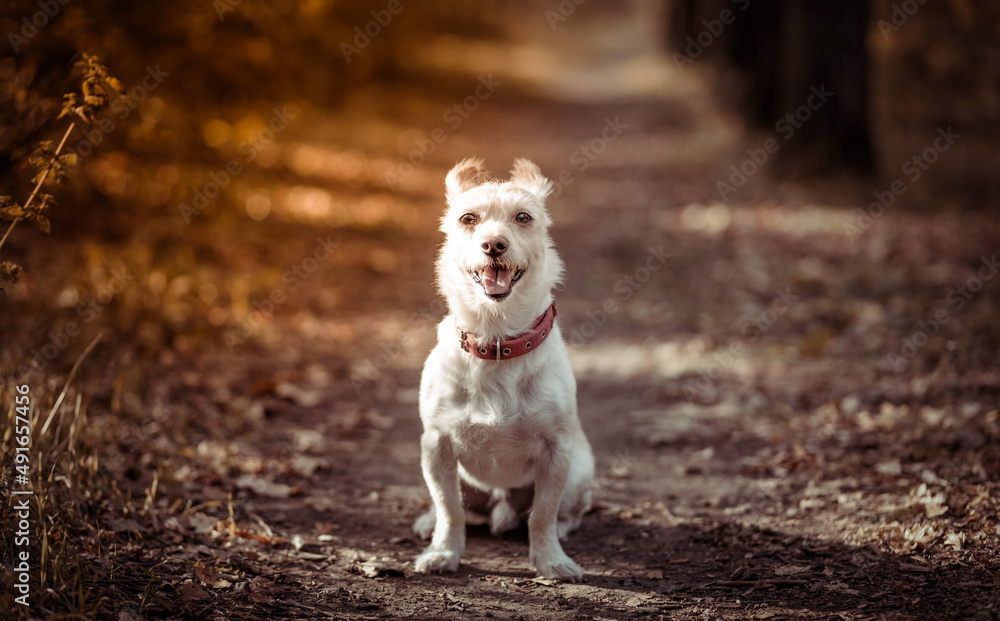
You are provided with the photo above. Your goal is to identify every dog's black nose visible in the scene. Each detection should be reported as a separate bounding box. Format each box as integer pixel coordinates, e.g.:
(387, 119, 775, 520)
(481, 237, 508, 257)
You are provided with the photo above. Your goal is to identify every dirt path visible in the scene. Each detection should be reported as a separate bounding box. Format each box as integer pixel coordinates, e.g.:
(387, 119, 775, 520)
(97, 59, 1000, 619)
(5, 20, 996, 618)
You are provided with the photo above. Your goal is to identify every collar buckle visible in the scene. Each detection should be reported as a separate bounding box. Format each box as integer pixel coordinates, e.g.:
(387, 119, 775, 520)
(458, 330, 469, 352)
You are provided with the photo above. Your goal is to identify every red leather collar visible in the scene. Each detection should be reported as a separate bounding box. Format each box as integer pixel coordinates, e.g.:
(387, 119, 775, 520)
(457, 303, 557, 361)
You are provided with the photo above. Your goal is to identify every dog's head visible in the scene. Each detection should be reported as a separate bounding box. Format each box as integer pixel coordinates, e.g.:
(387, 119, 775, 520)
(437, 158, 563, 325)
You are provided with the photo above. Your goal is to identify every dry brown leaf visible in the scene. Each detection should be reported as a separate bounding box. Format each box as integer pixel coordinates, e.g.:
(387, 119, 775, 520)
(213, 518, 284, 545)
(528, 577, 559, 586)
(194, 561, 218, 584)
(247, 577, 275, 604)
(316, 522, 340, 535)
(177, 582, 211, 603)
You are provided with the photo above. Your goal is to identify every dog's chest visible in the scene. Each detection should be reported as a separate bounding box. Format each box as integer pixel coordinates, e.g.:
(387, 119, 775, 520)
(452, 413, 545, 487)
(455, 413, 539, 450)
(441, 371, 552, 457)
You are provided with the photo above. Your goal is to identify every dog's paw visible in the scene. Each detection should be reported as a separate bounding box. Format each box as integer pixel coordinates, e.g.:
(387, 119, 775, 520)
(413, 510, 436, 540)
(531, 549, 584, 582)
(413, 546, 461, 574)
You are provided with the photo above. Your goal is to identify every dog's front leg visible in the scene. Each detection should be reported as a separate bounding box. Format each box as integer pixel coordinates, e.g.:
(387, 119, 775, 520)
(529, 438, 584, 582)
(414, 430, 465, 573)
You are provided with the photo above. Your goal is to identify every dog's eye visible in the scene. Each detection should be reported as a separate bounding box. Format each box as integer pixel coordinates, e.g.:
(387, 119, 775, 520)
(515, 212, 532, 224)
(459, 213, 478, 226)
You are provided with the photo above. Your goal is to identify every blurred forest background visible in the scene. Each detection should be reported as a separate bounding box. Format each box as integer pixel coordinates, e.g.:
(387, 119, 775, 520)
(1, 0, 999, 619)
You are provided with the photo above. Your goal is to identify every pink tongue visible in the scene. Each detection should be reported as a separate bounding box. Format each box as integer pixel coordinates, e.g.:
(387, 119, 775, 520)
(482, 266, 511, 295)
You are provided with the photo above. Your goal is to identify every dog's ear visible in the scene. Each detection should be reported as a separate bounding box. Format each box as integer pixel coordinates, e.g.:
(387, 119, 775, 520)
(509, 159, 552, 202)
(445, 158, 488, 200)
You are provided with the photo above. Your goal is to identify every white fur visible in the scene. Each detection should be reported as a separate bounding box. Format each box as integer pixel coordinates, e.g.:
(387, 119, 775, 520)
(413, 158, 594, 582)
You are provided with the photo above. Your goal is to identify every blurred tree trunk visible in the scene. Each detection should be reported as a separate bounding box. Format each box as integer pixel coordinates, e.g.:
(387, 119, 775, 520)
(670, 0, 874, 176)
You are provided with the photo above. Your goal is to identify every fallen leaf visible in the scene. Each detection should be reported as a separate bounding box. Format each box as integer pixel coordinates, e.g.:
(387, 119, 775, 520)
(275, 382, 324, 407)
(875, 460, 902, 476)
(798, 498, 825, 510)
(774, 564, 810, 576)
(177, 582, 210, 603)
(247, 577, 275, 604)
(290, 455, 329, 477)
(305, 496, 339, 513)
(248, 590, 274, 605)
(188, 512, 217, 534)
(646, 569, 664, 579)
(316, 522, 340, 534)
(235, 474, 300, 498)
(528, 577, 559, 587)
(944, 532, 965, 550)
(194, 561, 218, 585)
(823, 582, 860, 595)
(799, 324, 836, 357)
(353, 561, 381, 578)
(212, 518, 284, 545)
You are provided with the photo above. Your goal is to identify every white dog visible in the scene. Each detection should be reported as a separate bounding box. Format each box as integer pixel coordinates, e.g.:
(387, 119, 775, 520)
(412, 158, 594, 582)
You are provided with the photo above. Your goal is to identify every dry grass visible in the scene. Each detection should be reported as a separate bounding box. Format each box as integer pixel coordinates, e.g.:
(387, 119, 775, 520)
(2, 366, 105, 616)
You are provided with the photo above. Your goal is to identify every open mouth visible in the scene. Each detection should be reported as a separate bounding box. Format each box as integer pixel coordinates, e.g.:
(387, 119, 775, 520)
(470, 264, 526, 301)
